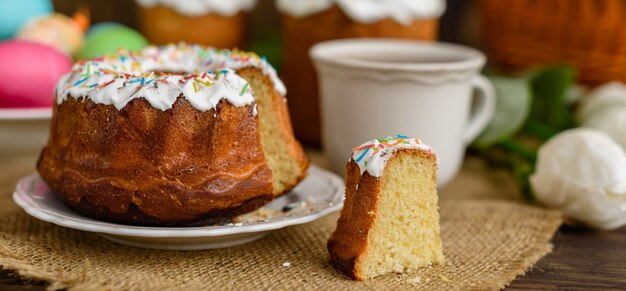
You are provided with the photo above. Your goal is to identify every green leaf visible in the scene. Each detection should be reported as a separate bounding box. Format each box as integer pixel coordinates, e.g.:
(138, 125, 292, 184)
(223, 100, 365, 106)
(527, 65, 575, 132)
(496, 138, 537, 162)
(512, 159, 535, 202)
(473, 75, 532, 148)
(248, 29, 282, 70)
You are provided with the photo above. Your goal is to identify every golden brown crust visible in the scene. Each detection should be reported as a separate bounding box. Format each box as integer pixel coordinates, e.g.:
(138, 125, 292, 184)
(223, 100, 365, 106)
(51, 177, 273, 227)
(281, 5, 439, 145)
(38, 97, 274, 226)
(137, 5, 248, 49)
(327, 160, 381, 281)
(327, 149, 438, 280)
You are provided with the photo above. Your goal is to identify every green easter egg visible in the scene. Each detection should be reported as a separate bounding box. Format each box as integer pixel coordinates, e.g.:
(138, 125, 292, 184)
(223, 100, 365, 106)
(76, 25, 148, 60)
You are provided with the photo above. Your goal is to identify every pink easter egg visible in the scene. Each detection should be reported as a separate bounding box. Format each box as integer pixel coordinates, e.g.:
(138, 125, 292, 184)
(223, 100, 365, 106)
(0, 40, 72, 108)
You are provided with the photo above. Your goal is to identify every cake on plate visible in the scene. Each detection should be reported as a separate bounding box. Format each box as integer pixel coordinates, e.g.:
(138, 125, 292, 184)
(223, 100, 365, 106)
(328, 135, 444, 280)
(135, 0, 256, 48)
(37, 43, 308, 226)
(276, 0, 446, 145)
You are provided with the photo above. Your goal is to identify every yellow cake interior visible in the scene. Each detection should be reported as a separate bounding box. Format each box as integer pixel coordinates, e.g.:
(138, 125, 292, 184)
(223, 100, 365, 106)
(359, 151, 445, 279)
(238, 69, 305, 195)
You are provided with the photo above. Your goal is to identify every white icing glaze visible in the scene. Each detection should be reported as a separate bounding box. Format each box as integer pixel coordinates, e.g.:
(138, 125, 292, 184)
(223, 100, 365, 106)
(56, 43, 285, 112)
(276, 0, 445, 24)
(276, 0, 334, 18)
(351, 135, 433, 177)
(135, 0, 256, 17)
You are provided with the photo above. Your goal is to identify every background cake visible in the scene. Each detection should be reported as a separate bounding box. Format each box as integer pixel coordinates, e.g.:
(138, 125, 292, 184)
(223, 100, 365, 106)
(276, 0, 446, 145)
(38, 44, 307, 226)
(328, 135, 444, 280)
(135, 0, 257, 48)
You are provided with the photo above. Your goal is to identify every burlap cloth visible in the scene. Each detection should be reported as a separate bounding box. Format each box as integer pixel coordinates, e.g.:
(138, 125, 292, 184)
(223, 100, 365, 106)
(0, 157, 563, 290)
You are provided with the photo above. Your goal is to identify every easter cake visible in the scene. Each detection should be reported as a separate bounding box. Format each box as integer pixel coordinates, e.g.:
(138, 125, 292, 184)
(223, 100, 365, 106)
(135, 0, 256, 48)
(37, 43, 308, 226)
(327, 135, 444, 280)
(276, 0, 446, 145)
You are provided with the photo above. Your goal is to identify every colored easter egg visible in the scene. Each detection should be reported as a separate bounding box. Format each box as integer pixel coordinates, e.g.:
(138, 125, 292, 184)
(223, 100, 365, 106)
(86, 22, 123, 37)
(77, 25, 148, 59)
(0, 0, 53, 40)
(17, 13, 84, 56)
(0, 40, 72, 108)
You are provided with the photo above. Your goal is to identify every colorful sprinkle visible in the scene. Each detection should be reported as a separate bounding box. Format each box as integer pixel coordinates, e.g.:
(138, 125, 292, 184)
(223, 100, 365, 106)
(240, 83, 249, 96)
(352, 144, 375, 151)
(73, 77, 88, 86)
(355, 147, 370, 163)
(96, 80, 115, 89)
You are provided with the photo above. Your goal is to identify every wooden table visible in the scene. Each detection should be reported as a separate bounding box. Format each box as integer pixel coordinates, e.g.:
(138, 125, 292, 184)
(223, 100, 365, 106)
(1, 155, 625, 290)
(509, 225, 626, 290)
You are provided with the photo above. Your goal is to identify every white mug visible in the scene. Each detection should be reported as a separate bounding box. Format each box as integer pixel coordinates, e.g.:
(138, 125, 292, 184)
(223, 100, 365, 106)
(310, 39, 495, 186)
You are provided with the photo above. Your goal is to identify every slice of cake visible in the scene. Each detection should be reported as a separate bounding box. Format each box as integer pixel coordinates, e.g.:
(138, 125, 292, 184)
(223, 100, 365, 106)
(327, 135, 445, 280)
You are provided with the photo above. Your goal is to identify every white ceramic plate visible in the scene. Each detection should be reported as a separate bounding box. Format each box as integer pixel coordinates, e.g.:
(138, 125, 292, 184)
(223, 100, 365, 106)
(0, 108, 52, 120)
(0, 108, 52, 158)
(13, 165, 344, 250)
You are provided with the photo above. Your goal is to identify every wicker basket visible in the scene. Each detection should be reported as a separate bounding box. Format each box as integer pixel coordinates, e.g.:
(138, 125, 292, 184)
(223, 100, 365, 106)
(477, 0, 626, 85)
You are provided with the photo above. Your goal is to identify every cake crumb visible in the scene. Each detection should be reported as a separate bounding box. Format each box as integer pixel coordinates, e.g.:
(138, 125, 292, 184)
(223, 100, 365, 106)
(407, 276, 421, 286)
(282, 262, 291, 267)
(233, 208, 281, 224)
(439, 274, 451, 282)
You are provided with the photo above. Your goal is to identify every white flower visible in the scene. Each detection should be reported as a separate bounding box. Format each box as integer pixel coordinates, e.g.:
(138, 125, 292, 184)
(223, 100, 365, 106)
(577, 82, 626, 150)
(583, 107, 626, 150)
(530, 128, 626, 230)
(577, 82, 626, 121)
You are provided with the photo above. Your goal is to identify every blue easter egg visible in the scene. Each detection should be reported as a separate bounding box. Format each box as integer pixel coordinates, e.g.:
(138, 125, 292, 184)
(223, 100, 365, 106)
(0, 0, 53, 40)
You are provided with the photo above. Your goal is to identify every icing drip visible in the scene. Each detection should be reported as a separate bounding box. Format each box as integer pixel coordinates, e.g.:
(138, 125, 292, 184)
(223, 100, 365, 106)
(56, 43, 284, 111)
(276, 0, 446, 25)
(135, 0, 257, 17)
(351, 135, 433, 177)
(276, 0, 334, 18)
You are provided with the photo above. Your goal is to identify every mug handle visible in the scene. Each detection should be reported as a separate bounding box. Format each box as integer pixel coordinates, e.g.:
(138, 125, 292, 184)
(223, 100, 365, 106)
(463, 75, 496, 145)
